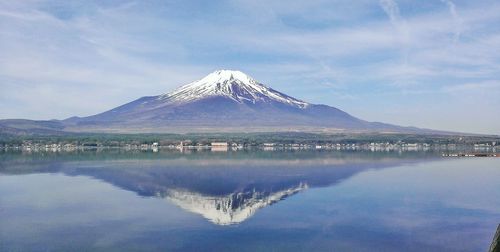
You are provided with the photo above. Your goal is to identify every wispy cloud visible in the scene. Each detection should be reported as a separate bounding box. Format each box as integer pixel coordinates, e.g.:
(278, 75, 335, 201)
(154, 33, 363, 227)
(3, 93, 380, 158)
(440, 0, 462, 43)
(379, 0, 401, 25)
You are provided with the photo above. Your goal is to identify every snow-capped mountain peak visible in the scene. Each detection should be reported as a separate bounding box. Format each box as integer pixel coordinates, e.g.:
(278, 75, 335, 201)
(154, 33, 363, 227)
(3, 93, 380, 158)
(159, 70, 309, 108)
(200, 70, 256, 86)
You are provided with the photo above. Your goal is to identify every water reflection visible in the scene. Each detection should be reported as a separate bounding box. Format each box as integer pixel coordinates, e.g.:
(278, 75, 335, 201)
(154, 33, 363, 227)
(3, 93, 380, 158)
(1, 150, 499, 252)
(0, 150, 439, 225)
(164, 183, 308, 225)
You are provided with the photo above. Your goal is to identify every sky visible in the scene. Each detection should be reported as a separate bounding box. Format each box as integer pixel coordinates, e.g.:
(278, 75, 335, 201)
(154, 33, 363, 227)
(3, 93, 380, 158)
(0, 0, 499, 134)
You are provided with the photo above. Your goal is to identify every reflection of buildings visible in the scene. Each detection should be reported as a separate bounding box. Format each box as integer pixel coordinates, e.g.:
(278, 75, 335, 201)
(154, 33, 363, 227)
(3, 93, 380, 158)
(163, 183, 308, 225)
(211, 146, 228, 152)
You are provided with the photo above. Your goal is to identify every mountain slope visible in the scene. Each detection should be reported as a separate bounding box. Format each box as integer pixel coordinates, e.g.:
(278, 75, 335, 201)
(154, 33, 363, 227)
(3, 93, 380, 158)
(1, 70, 441, 134)
(160, 70, 309, 108)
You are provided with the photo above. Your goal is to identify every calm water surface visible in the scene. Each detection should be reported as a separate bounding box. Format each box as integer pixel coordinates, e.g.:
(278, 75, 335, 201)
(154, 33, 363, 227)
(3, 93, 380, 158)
(0, 150, 499, 251)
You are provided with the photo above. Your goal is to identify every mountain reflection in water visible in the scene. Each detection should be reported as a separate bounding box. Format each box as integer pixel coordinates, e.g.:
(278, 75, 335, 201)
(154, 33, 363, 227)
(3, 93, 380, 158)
(0, 150, 439, 225)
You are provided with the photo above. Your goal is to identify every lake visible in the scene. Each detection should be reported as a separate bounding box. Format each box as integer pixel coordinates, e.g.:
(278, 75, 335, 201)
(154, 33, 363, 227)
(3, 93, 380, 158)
(0, 149, 499, 251)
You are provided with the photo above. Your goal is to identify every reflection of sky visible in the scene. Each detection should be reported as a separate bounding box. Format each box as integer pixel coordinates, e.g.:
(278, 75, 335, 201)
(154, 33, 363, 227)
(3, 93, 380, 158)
(277, 158, 500, 251)
(0, 158, 499, 251)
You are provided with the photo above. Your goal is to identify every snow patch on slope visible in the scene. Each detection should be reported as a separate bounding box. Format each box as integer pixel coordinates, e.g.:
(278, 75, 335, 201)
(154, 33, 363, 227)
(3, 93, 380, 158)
(159, 70, 309, 108)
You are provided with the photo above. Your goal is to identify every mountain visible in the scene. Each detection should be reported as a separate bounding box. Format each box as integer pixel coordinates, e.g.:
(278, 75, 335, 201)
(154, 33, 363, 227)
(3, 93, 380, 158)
(1, 70, 441, 134)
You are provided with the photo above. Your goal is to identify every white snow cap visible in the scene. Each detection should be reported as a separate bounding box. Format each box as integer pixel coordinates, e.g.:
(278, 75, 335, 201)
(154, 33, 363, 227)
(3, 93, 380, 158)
(160, 70, 309, 108)
(200, 70, 256, 86)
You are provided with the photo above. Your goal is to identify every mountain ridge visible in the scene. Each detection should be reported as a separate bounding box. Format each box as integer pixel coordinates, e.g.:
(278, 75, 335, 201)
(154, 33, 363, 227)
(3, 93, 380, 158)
(0, 70, 453, 134)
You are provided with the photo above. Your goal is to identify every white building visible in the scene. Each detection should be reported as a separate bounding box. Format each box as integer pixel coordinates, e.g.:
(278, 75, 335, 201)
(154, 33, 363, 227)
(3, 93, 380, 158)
(211, 142, 228, 147)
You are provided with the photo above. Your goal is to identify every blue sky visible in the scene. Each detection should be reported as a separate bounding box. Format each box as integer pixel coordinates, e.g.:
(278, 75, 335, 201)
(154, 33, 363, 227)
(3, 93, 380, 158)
(0, 0, 499, 134)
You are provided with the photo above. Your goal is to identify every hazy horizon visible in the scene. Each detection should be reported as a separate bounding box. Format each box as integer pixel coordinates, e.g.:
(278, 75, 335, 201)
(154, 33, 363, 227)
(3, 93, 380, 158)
(1, 0, 499, 134)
